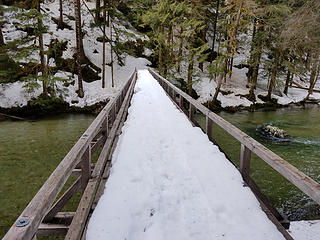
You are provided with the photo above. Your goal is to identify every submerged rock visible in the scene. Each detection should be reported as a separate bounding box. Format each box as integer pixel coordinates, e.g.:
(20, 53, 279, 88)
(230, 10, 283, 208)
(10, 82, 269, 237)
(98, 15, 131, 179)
(257, 124, 292, 142)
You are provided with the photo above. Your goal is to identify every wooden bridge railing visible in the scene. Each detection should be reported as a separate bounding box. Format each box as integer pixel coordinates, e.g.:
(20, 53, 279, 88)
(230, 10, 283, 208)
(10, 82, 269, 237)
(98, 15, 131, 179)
(149, 68, 320, 239)
(4, 69, 138, 240)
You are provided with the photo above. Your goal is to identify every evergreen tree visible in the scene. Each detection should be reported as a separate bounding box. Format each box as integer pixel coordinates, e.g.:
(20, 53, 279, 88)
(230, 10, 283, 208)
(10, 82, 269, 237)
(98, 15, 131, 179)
(281, 0, 320, 99)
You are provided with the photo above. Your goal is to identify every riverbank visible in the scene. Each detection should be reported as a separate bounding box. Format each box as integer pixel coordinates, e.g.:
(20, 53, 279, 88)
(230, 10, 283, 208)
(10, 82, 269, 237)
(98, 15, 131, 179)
(1, 84, 320, 121)
(0, 97, 108, 120)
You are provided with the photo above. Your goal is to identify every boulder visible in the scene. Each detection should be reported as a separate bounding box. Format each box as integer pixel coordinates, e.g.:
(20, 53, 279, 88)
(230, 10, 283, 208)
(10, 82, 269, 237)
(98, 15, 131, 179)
(256, 124, 292, 142)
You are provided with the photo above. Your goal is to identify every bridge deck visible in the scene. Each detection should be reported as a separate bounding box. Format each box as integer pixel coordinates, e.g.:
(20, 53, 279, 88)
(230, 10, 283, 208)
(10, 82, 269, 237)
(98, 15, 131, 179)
(86, 70, 285, 240)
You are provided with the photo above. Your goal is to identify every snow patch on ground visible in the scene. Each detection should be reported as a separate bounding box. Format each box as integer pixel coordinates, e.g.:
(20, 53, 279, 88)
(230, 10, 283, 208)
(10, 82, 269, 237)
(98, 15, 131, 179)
(1, 1, 151, 108)
(86, 70, 285, 240)
(288, 220, 320, 240)
(0, 82, 42, 108)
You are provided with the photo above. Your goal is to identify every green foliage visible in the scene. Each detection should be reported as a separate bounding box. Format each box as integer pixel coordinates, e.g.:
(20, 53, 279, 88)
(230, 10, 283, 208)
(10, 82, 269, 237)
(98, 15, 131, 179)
(115, 39, 146, 58)
(26, 96, 69, 115)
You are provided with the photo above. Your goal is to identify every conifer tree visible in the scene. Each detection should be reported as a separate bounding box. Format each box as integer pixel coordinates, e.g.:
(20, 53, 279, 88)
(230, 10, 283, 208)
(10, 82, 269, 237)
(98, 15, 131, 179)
(281, 0, 320, 100)
(264, 4, 291, 100)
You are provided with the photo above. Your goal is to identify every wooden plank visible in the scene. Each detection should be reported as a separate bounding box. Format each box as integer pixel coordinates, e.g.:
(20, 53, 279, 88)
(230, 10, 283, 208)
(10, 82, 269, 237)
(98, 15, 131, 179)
(65, 71, 137, 240)
(91, 135, 105, 154)
(245, 176, 290, 229)
(71, 169, 81, 177)
(3, 70, 137, 240)
(148, 68, 320, 206)
(179, 95, 183, 108)
(43, 178, 80, 223)
(91, 88, 131, 211)
(37, 223, 68, 236)
(81, 146, 91, 193)
(189, 103, 195, 121)
(240, 144, 251, 182)
(52, 212, 75, 224)
(256, 195, 294, 240)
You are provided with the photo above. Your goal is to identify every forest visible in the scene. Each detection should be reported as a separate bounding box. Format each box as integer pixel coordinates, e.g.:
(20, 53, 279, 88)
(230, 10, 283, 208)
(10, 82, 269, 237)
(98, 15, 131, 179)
(0, 0, 319, 113)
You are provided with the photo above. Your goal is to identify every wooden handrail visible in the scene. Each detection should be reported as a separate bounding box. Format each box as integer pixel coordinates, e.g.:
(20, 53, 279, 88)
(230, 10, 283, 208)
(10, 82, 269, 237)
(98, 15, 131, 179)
(148, 68, 320, 205)
(65, 70, 138, 239)
(3, 69, 137, 240)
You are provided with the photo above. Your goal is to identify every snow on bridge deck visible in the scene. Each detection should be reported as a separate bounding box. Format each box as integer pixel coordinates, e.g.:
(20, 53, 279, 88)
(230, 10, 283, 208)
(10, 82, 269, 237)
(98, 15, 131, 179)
(86, 70, 285, 240)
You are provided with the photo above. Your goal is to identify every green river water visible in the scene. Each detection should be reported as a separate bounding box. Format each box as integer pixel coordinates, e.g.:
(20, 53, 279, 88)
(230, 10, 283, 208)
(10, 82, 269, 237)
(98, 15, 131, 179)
(0, 114, 95, 238)
(0, 108, 319, 237)
(195, 106, 320, 222)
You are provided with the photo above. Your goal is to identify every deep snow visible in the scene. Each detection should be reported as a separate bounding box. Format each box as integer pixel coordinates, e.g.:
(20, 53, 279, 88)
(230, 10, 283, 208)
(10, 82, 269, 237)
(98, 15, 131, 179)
(86, 70, 285, 240)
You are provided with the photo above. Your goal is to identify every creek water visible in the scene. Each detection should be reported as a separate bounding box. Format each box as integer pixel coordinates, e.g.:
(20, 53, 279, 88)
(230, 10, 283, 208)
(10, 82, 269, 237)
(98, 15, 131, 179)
(0, 108, 319, 237)
(0, 114, 95, 238)
(195, 106, 320, 221)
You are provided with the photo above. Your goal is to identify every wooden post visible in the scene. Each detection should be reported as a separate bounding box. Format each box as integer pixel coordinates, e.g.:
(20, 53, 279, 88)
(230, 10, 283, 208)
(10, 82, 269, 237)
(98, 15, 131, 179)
(110, 104, 116, 126)
(240, 144, 251, 181)
(81, 146, 91, 193)
(189, 103, 195, 121)
(115, 98, 119, 114)
(101, 116, 109, 140)
(206, 116, 212, 140)
(179, 95, 183, 108)
(120, 89, 124, 104)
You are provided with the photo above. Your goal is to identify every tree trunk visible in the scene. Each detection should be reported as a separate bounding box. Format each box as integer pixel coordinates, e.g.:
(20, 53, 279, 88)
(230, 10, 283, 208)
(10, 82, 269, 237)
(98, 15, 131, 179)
(57, 0, 64, 29)
(198, 27, 206, 71)
(0, 25, 4, 46)
(306, 54, 319, 99)
(267, 49, 280, 100)
(283, 58, 292, 95)
(211, 0, 220, 61)
(248, 25, 263, 101)
(228, 0, 244, 78)
(107, 0, 110, 27)
(177, 27, 183, 73)
(247, 19, 257, 85)
(74, 0, 84, 97)
(95, 0, 100, 23)
(187, 50, 195, 95)
(37, 0, 48, 98)
(211, 75, 223, 105)
(102, 0, 106, 88)
(158, 26, 165, 76)
(110, 21, 114, 88)
(0, 0, 3, 46)
(167, 24, 173, 74)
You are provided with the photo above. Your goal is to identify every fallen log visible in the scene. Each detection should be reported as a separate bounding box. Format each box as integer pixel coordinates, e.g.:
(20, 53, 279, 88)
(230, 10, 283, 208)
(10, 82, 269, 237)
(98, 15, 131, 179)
(0, 113, 25, 121)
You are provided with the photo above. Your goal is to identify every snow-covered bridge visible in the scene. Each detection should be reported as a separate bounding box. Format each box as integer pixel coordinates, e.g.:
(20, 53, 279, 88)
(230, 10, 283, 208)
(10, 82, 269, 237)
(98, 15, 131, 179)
(4, 69, 320, 240)
(85, 70, 285, 240)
